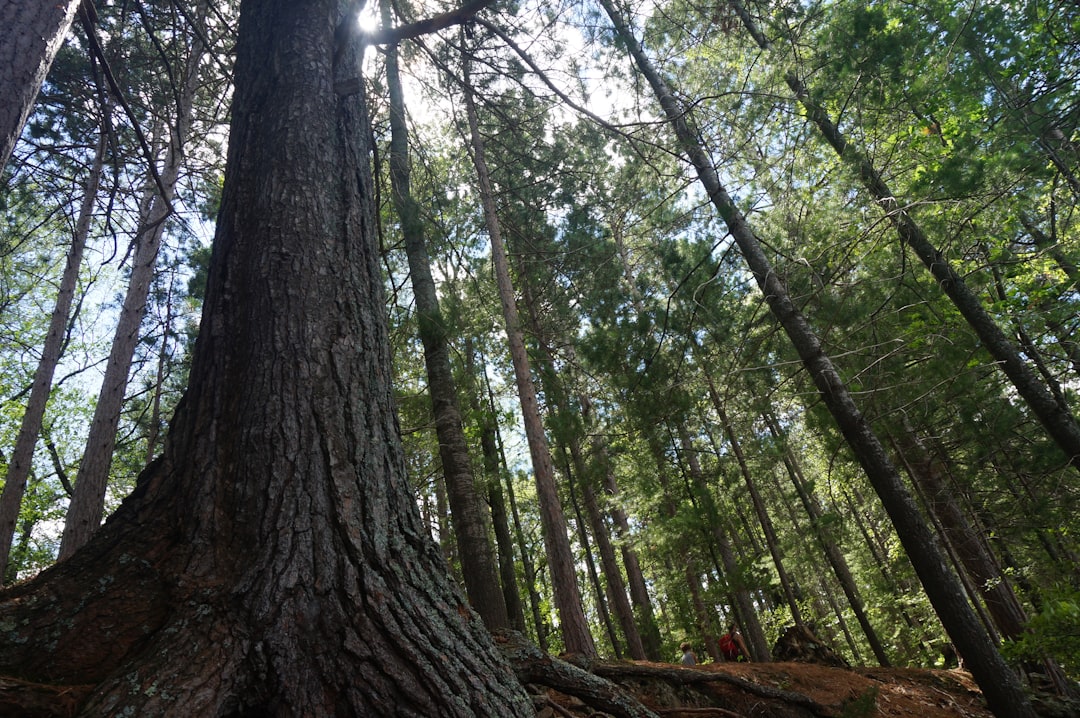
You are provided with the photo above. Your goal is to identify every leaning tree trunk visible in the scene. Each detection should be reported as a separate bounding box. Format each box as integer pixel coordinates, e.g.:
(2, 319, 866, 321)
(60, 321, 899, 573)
(598, 2, 1034, 715)
(0, 0, 81, 168)
(460, 47, 596, 657)
(0, 111, 108, 581)
(764, 410, 892, 666)
(381, 0, 508, 631)
(0, 0, 532, 714)
(727, 0, 1080, 471)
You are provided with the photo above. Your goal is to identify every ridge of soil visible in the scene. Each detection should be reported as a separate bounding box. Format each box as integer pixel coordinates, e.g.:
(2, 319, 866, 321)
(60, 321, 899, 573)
(540, 660, 1012, 717)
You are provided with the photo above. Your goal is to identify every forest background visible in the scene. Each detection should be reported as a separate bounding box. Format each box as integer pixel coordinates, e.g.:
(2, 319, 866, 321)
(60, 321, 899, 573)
(0, 0, 1078, 711)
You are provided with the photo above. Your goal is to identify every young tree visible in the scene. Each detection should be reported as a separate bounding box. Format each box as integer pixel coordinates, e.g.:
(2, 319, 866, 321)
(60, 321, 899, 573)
(0, 0, 532, 713)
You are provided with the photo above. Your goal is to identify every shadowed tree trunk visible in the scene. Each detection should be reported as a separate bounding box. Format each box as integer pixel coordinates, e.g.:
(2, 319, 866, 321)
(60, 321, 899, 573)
(0, 0, 532, 713)
(598, 2, 1034, 714)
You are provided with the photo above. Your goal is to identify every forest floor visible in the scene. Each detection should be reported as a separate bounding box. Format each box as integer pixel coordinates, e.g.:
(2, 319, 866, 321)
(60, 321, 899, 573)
(537, 659, 1072, 718)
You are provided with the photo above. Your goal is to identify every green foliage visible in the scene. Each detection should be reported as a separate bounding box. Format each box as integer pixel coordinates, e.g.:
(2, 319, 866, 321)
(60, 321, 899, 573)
(1003, 586, 1080, 679)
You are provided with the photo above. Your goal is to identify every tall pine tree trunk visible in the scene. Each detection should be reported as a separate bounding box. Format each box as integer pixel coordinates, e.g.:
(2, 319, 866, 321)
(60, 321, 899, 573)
(460, 48, 595, 657)
(0, 111, 108, 581)
(0, 1, 532, 713)
(381, 0, 507, 630)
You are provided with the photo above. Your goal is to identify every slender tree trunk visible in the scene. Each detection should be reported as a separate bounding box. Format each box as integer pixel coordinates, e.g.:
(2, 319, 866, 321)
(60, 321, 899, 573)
(702, 371, 803, 626)
(600, 4, 1033, 713)
(675, 425, 770, 662)
(763, 411, 892, 666)
(0, 0, 81, 168)
(381, 0, 507, 630)
(487, 370, 549, 650)
(460, 50, 595, 657)
(59, 24, 207, 557)
(0, 1, 533, 713)
(768, 465, 866, 663)
(585, 397, 664, 661)
(144, 270, 176, 463)
(566, 460, 621, 658)
(729, 0, 1080, 471)
(684, 564, 722, 662)
(839, 488, 934, 664)
(0, 117, 108, 581)
(464, 339, 527, 632)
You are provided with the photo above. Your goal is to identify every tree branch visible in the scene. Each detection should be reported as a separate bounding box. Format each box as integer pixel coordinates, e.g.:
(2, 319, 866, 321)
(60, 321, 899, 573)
(363, 0, 497, 45)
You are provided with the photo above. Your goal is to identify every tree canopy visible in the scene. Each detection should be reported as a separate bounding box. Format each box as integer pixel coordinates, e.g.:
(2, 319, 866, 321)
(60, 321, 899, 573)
(1, 0, 1077, 715)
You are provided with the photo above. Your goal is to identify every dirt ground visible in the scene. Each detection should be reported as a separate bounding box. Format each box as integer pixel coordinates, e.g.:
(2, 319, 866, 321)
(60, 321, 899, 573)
(540, 659, 1074, 717)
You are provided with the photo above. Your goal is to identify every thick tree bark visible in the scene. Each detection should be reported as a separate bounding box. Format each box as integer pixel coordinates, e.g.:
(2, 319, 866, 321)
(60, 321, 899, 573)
(0, 0, 532, 714)
(0, 114, 107, 581)
(381, 0, 508, 630)
(461, 50, 596, 657)
(598, 3, 1034, 714)
(0, 0, 81, 169)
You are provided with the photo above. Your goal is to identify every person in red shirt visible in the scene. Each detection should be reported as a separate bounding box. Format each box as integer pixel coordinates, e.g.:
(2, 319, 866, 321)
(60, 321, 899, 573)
(719, 623, 750, 662)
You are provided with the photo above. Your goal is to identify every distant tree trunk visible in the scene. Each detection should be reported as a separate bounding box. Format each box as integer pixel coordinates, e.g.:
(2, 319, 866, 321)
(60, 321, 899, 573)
(0, 0, 81, 168)
(702, 373, 803, 626)
(0, 117, 107, 581)
(763, 411, 891, 666)
(464, 338, 527, 632)
(460, 50, 596, 657)
(143, 270, 177, 463)
(580, 467, 647, 660)
(485, 369, 549, 649)
(684, 563, 722, 662)
(675, 425, 770, 662)
(566, 461, 621, 658)
(895, 429, 1028, 639)
(59, 21, 207, 557)
(839, 488, 934, 664)
(600, 3, 1033, 713)
(593, 414, 664, 660)
(0, 0, 532, 713)
(381, 0, 508, 630)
